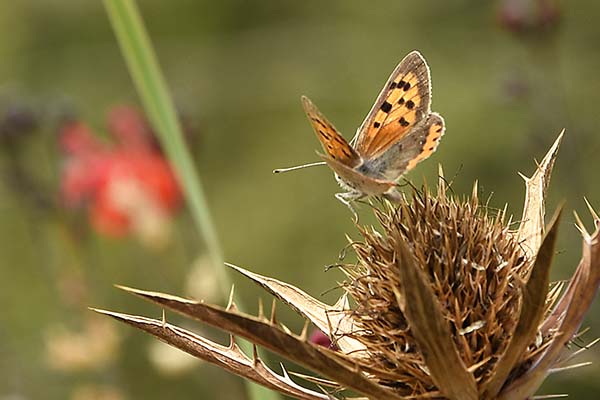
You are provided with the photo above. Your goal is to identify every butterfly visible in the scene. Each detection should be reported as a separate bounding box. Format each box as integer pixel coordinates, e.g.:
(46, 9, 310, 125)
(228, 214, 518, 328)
(276, 51, 445, 218)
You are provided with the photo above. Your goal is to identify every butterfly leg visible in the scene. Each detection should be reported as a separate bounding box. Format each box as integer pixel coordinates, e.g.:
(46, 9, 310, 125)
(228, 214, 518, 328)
(383, 187, 404, 203)
(335, 191, 364, 222)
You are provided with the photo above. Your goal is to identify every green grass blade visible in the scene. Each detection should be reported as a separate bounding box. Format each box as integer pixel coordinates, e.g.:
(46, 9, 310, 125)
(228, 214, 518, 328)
(103, 1, 281, 399)
(103, 0, 229, 296)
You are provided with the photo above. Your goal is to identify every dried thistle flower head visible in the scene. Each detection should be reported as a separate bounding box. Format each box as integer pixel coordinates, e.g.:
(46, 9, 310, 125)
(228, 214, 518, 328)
(94, 132, 600, 399)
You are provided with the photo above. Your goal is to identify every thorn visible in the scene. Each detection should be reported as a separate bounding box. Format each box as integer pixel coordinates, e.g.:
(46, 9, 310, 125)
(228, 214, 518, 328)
(224, 261, 251, 275)
(113, 284, 144, 294)
(517, 171, 529, 182)
(584, 197, 600, 222)
(252, 344, 259, 363)
(570, 326, 590, 342)
(539, 130, 565, 168)
(301, 319, 310, 340)
(257, 297, 265, 320)
(549, 361, 593, 373)
(567, 337, 600, 360)
(573, 210, 589, 238)
(585, 336, 600, 347)
(279, 323, 292, 335)
(438, 165, 447, 196)
(226, 285, 236, 310)
(498, 203, 508, 224)
(340, 294, 350, 310)
(571, 338, 600, 357)
(161, 309, 167, 329)
(224, 261, 240, 270)
(471, 179, 478, 200)
(280, 362, 290, 378)
(270, 298, 277, 324)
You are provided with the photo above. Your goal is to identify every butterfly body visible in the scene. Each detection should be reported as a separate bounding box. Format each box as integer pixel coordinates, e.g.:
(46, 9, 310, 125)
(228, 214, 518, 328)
(302, 51, 445, 216)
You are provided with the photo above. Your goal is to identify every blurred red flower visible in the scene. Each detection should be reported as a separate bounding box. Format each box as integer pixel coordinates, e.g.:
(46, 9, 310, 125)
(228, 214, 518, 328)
(60, 106, 182, 245)
(309, 329, 337, 350)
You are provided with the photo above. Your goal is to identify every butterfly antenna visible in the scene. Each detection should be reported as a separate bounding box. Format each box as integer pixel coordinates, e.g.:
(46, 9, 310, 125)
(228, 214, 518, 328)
(444, 164, 463, 195)
(273, 161, 327, 174)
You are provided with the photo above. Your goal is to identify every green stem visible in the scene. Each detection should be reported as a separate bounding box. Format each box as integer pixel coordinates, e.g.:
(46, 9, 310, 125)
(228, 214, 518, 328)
(103, 1, 280, 399)
(103, 0, 229, 297)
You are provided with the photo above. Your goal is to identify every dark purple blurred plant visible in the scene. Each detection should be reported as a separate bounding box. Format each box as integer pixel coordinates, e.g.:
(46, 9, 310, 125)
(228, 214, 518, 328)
(0, 98, 55, 211)
(497, 0, 561, 36)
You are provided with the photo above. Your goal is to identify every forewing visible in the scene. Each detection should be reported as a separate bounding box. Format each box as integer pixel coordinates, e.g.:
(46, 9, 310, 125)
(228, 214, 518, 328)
(354, 51, 432, 159)
(371, 112, 445, 181)
(301, 96, 360, 167)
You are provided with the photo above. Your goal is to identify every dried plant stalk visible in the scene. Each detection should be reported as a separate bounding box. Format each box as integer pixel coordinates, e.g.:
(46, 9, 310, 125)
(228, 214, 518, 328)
(94, 132, 600, 399)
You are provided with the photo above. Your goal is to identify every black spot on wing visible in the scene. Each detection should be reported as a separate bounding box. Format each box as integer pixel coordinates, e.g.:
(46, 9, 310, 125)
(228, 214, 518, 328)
(319, 130, 330, 139)
(380, 101, 392, 113)
(333, 136, 346, 145)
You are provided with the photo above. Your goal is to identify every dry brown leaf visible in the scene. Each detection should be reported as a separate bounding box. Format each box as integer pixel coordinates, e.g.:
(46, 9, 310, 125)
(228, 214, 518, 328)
(517, 131, 564, 262)
(393, 238, 478, 400)
(111, 286, 405, 400)
(484, 207, 562, 399)
(227, 263, 366, 354)
(499, 203, 600, 399)
(91, 309, 328, 400)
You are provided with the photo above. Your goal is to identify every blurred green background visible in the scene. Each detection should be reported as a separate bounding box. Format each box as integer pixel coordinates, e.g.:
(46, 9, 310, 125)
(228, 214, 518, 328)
(1, 1, 599, 399)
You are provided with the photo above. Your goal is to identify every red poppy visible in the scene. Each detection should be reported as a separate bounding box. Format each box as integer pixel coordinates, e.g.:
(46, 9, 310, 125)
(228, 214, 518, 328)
(60, 106, 181, 243)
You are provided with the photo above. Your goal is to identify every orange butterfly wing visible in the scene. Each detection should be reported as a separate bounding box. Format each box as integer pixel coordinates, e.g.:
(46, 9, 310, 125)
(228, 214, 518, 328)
(404, 113, 445, 172)
(354, 51, 432, 159)
(301, 96, 360, 167)
(375, 112, 445, 181)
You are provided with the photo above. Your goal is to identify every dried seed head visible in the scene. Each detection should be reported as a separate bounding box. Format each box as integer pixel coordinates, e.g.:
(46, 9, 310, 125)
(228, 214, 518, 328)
(94, 133, 600, 399)
(341, 187, 531, 396)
